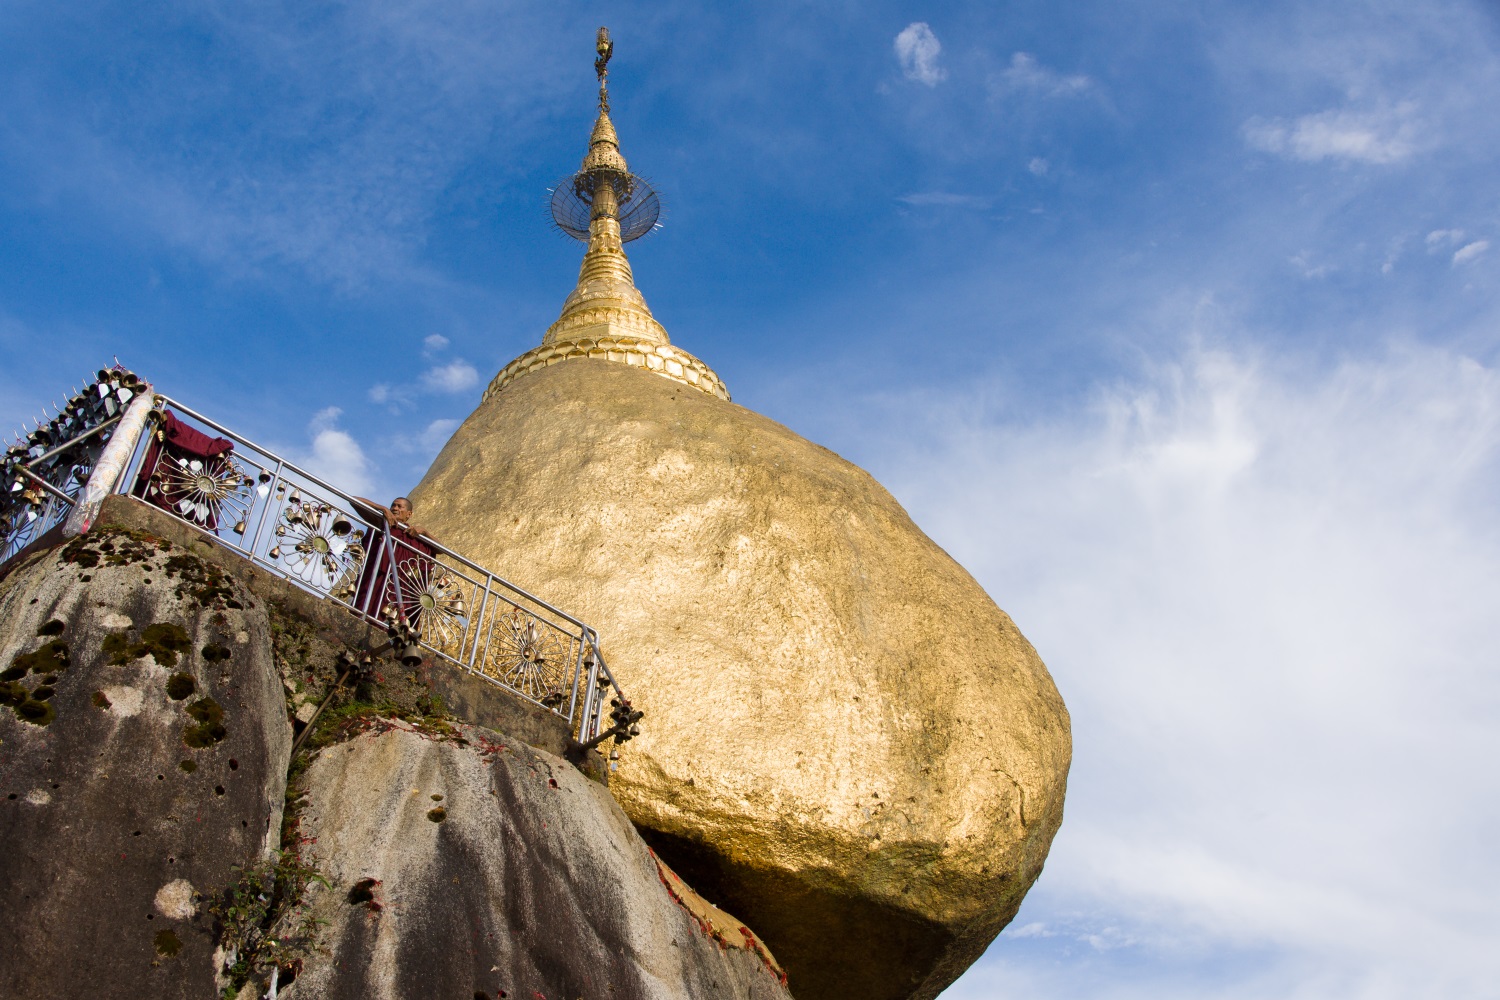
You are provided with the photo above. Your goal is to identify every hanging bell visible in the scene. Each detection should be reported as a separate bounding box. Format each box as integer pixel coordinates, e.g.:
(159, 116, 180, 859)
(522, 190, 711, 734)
(330, 514, 352, 537)
(399, 642, 424, 667)
(268, 545, 282, 559)
(233, 520, 246, 535)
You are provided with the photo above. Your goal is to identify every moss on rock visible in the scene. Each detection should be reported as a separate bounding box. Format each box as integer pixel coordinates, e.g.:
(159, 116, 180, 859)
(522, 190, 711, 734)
(183, 697, 227, 748)
(102, 624, 191, 668)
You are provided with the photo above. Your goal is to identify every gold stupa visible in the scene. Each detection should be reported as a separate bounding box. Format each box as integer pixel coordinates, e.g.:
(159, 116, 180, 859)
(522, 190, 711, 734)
(413, 29, 1070, 1000)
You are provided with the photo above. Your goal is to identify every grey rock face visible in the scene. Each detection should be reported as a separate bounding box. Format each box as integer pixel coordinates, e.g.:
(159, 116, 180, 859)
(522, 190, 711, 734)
(0, 500, 788, 1000)
(0, 530, 291, 1000)
(282, 721, 789, 1000)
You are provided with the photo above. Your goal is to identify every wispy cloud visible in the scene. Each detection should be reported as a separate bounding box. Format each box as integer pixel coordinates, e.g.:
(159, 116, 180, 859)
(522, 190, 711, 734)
(895, 22, 946, 87)
(1243, 104, 1420, 163)
(865, 341, 1500, 999)
(0, 2, 574, 290)
(369, 338, 482, 410)
(1000, 53, 1090, 97)
(1452, 240, 1489, 265)
(388, 416, 460, 456)
(291, 407, 374, 496)
(420, 360, 479, 394)
(896, 191, 990, 209)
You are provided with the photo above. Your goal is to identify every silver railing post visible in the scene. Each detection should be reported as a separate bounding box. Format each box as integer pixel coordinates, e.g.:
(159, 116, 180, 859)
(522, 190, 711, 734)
(466, 576, 493, 671)
(61, 389, 156, 538)
(247, 460, 284, 561)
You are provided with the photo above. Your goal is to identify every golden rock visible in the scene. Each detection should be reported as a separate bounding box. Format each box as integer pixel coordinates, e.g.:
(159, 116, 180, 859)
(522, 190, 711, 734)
(413, 31, 1070, 999)
(412, 360, 1070, 1000)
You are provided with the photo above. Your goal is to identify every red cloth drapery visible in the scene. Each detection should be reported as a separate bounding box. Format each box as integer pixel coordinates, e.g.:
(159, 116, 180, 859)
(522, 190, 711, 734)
(133, 410, 236, 528)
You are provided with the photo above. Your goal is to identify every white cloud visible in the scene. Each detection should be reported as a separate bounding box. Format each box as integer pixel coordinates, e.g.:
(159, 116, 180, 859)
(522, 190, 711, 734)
(419, 360, 480, 394)
(895, 22, 946, 87)
(422, 333, 449, 356)
(368, 354, 480, 412)
(419, 417, 458, 452)
(1452, 240, 1489, 265)
(1243, 105, 1419, 164)
(295, 407, 374, 496)
(1002, 53, 1090, 97)
(1426, 229, 1465, 249)
(1028, 157, 1050, 176)
(852, 342, 1500, 999)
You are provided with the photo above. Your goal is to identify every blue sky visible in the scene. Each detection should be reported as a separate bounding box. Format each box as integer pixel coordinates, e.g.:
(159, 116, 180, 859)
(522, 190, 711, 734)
(4, 2, 1499, 997)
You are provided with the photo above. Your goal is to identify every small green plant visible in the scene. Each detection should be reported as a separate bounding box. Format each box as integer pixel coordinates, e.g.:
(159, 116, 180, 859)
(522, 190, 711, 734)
(206, 850, 328, 995)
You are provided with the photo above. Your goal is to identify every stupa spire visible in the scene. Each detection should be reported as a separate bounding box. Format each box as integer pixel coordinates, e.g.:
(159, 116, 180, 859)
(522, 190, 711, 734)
(482, 27, 730, 403)
(543, 27, 664, 349)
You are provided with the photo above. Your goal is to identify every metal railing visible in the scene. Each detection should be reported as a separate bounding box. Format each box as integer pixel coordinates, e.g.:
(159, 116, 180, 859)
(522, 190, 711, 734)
(1, 368, 640, 747)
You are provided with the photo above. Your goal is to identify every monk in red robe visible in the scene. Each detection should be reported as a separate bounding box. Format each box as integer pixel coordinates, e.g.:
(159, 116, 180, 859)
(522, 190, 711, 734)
(350, 496, 441, 625)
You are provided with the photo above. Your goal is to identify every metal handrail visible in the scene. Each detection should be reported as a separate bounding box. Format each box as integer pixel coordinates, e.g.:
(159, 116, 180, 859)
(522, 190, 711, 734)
(1, 368, 636, 747)
(127, 392, 631, 744)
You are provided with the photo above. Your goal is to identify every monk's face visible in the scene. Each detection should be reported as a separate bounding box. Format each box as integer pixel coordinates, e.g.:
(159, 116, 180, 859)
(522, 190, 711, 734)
(390, 498, 413, 524)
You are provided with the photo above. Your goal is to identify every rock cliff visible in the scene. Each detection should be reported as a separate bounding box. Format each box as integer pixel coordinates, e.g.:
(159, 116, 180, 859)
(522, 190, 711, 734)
(0, 498, 789, 1000)
(283, 719, 786, 1000)
(0, 526, 289, 999)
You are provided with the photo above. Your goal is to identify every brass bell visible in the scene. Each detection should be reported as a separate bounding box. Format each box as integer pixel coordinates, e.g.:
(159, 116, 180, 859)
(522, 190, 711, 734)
(232, 520, 246, 535)
(268, 545, 281, 559)
(399, 642, 424, 667)
(331, 515, 352, 537)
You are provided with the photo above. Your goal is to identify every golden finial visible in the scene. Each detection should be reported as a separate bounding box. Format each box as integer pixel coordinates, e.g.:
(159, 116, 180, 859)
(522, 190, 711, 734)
(595, 27, 613, 114)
